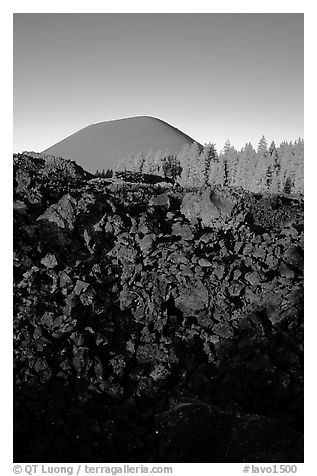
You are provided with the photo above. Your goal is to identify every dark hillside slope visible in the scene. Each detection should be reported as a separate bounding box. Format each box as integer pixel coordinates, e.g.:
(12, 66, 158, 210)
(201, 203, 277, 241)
(42, 116, 198, 173)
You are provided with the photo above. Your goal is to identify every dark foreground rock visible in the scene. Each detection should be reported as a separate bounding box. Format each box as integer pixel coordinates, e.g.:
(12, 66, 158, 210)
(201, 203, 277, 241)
(14, 154, 304, 462)
(156, 402, 303, 463)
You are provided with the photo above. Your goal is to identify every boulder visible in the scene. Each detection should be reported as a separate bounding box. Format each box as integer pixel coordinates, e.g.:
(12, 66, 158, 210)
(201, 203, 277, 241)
(149, 193, 170, 210)
(245, 271, 262, 286)
(40, 253, 58, 269)
(198, 258, 212, 267)
(138, 234, 155, 255)
(74, 280, 89, 296)
(180, 188, 235, 228)
(37, 194, 77, 230)
(171, 222, 194, 241)
(174, 279, 209, 315)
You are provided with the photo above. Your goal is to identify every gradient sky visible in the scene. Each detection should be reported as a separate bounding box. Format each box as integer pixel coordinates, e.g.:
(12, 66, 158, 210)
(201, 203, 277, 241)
(13, 13, 303, 153)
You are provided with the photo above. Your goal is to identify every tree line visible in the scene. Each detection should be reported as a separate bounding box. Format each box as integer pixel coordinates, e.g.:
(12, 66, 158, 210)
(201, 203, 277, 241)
(95, 168, 113, 178)
(111, 137, 303, 194)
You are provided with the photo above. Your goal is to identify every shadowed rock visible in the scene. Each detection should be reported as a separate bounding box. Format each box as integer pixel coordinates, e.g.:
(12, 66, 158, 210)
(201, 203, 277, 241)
(14, 154, 303, 463)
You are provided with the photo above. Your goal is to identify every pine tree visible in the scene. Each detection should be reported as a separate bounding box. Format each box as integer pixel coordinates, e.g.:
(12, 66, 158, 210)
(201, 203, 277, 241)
(177, 144, 191, 187)
(132, 151, 145, 173)
(293, 138, 304, 194)
(153, 150, 165, 177)
(224, 139, 231, 153)
(142, 149, 156, 175)
(222, 140, 239, 186)
(201, 143, 217, 185)
(266, 141, 279, 193)
(278, 141, 296, 194)
(284, 176, 292, 194)
(257, 135, 268, 156)
(208, 148, 222, 187)
(256, 136, 269, 192)
(218, 154, 228, 186)
(114, 155, 125, 173)
(161, 152, 181, 181)
(114, 153, 135, 174)
(235, 142, 257, 191)
(186, 142, 204, 187)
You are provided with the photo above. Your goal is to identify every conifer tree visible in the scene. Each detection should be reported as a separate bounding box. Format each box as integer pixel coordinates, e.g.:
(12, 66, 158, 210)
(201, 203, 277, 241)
(186, 142, 204, 187)
(256, 136, 269, 192)
(293, 138, 304, 194)
(235, 142, 257, 191)
(266, 141, 279, 193)
(153, 150, 165, 177)
(224, 139, 231, 153)
(114, 156, 125, 173)
(257, 135, 268, 156)
(208, 148, 222, 187)
(132, 151, 145, 173)
(201, 143, 217, 185)
(114, 153, 135, 174)
(114, 136, 303, 195)
(278, 141, 295, 194)
(177, 143, 192, 187)
(142, 149, 156, 175)
(161, 152, 181, 181)
(213, 152, 228, 186)
(222, 140, 239, 186)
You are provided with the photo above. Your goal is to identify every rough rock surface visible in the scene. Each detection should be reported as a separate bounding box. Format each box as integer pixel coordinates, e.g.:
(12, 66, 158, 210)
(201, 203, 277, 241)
(180, 187, 236, 227)
(14, 154, 304, 462)
(155, 402, 303, 463)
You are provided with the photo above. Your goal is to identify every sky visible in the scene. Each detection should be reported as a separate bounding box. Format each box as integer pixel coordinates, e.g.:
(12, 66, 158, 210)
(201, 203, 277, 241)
(13, 13, 304, 153)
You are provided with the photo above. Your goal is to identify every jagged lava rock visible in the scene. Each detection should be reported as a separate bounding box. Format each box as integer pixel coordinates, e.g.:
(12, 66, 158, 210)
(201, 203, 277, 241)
(37, 194, 77, 230)
(155, 402, 303, 463)
(180, 187, 236, 227)
(149, 193, 170, 210)
(13, 155, 304, 463)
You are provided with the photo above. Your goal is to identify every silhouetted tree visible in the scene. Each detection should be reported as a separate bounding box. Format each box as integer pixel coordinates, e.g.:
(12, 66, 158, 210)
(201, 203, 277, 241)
(95, 168, 113, 178)
(264, 141, 279, 193)
(221, 140, 239, 186)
